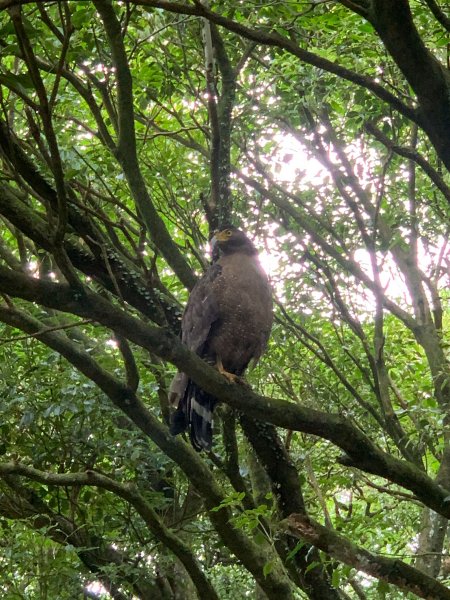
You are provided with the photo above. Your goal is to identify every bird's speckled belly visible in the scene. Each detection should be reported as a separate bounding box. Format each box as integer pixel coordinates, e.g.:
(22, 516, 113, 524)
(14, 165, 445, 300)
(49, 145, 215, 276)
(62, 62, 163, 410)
(209, 261, 272, 373)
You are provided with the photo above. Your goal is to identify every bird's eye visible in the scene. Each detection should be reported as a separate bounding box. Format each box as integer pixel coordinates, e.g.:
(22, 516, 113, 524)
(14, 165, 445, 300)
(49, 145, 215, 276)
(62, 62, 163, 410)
(226, 230, 232, 237)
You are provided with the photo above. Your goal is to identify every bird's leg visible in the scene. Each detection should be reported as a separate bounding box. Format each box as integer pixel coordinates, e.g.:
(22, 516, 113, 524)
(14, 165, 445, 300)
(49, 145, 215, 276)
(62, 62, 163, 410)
(215, 357, 237, 384)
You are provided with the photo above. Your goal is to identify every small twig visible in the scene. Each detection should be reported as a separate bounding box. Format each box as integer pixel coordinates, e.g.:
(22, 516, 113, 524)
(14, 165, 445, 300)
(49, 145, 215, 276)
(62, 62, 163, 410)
(0, 317, 94, 345)
(115, 334, 139, 392)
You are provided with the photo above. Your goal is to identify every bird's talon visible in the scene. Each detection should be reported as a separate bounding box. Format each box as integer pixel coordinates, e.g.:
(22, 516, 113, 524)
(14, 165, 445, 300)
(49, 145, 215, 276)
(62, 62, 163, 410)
(216, 358, 238, 383)
(222, 371, 238, 384)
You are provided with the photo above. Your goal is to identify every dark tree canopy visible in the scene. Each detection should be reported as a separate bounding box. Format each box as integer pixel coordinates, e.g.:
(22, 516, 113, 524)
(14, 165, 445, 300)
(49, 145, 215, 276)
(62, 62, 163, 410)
(0, 1, 449, 599)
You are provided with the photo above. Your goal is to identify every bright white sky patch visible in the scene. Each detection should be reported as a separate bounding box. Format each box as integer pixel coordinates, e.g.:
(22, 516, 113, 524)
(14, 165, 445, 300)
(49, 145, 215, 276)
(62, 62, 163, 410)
(256, 132, 449, 317)
(86, 581, 110, 597)
(269, 133, 324, 185)
(259, 248, 279, 278)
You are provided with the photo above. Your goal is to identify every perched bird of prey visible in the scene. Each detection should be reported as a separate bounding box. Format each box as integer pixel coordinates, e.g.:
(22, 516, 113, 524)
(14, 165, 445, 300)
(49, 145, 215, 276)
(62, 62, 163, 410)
(169, 226, 273, 451)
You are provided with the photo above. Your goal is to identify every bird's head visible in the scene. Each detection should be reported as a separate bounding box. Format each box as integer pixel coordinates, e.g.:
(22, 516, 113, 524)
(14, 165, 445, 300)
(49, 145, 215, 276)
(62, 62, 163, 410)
(211, 226, 257, 257)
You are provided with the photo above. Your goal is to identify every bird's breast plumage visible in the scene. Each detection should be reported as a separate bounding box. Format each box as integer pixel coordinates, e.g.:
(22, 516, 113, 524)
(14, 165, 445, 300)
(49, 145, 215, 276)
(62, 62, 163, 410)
(206, 252, 273, 373)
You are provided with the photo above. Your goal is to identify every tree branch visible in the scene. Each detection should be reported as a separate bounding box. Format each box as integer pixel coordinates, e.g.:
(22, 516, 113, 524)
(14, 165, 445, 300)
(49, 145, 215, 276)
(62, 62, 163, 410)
(0, 181, 177, 327)
(0, 301, 294, 599)
(0, 462, 220, 600)
(284, 513, 450, 600)
(423, 0, 450, 31)
(0, 475, 161, 599)
(350, 0, 450, 169)
(93, 0, 197, 290)
(364, 121, 450, 207)
(240, 415, 339, 599)
(0, 272, 449, 519)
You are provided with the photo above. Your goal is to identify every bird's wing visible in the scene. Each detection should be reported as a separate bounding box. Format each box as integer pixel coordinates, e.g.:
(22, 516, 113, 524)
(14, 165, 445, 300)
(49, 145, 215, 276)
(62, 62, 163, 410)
(168, 262, 222, 409)
(181, 262, 222, 354)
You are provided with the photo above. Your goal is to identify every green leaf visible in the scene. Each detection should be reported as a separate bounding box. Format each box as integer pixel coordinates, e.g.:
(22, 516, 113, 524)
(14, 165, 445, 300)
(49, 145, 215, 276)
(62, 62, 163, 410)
(0, 72, 34, 96)
(331, 569, 340, 587)
(286, 540, 305, 562)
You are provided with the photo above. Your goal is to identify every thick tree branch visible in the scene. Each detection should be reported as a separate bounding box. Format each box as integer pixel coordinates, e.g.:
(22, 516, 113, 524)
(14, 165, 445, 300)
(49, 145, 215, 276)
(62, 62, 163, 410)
(0, 270, 449, 519)
(202, 15, 221, 230)
(240, 416, 340, 600)
(423, 0, 450, 31)
(0, 463, 220, 600)
(210, 23, 236, 226)
(284, 513, 450, 600)
(0, 180, 178, 327)
(351, 0, 450, 170)
(0, 301, 294, 599)
(93, 0, 197, 290)
(0, 476, 160, 600)
(128, 1, 418, 121)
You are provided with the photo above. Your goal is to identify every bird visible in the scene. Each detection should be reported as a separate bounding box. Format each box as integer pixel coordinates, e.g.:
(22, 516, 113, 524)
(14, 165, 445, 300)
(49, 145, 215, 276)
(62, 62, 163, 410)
(169, 226, 273, 451)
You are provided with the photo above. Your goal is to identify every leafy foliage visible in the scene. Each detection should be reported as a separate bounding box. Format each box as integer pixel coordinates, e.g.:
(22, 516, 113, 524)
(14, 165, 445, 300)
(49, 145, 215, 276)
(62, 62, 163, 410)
(0, 1, 449, 599)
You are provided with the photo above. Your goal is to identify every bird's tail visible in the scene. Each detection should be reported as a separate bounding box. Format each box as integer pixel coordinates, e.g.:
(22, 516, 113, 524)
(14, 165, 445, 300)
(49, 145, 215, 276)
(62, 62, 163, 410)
(170, 380, 217, 451)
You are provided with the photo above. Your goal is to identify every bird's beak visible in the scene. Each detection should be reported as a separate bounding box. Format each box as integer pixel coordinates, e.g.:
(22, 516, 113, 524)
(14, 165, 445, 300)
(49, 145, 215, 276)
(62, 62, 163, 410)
(213, 230, 230, 242)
